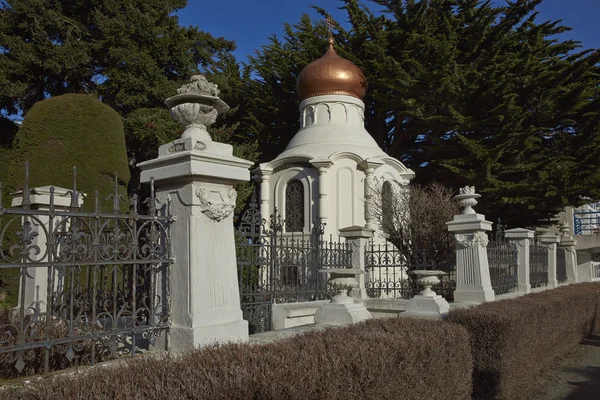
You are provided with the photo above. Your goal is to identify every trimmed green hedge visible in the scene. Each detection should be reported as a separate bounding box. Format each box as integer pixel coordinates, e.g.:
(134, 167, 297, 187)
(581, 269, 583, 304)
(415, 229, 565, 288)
(7, 94, 129, 212)
(0, 95, 130, 307)
(7, 318, 473, 400)
(448, 283, 600, 400)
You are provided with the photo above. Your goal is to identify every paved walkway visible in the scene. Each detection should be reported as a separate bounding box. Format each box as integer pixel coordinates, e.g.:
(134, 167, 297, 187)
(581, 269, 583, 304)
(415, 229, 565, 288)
(531, 335, 600, 400)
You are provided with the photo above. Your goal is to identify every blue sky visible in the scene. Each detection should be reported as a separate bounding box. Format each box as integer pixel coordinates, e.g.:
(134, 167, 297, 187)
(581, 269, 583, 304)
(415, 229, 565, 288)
(178, 0, 599, 63)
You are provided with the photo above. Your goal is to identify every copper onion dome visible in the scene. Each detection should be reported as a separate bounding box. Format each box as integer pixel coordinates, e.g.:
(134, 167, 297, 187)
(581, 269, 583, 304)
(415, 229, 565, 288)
(296, 37, 367, 101)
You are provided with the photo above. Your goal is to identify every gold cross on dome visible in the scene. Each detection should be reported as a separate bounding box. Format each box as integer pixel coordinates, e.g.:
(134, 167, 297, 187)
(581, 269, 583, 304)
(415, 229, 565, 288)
(326, 16, 334, 44)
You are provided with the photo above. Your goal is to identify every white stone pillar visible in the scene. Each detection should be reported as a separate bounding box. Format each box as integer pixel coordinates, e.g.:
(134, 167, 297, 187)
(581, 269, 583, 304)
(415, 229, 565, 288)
(12, 186, 84, 314)
(138, 76, 253, 350)
(254, 166, 273, 225)
(505, 228, 535, 294)
(338, 225, 373, 300)
(358, 159, 384, 230)
(540, 234, 560, 289)
(310, 159, 334, 226)
(446, 187, 495, 304)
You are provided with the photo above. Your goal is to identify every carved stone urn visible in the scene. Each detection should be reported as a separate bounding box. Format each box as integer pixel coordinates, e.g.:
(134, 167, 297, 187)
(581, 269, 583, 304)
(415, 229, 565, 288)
(558, 222, 571, 238)
(454, 186, 481, 215)
(410, 270, 446, 297)
(320, 268, 363, 305)
(165, 75, 229, 143)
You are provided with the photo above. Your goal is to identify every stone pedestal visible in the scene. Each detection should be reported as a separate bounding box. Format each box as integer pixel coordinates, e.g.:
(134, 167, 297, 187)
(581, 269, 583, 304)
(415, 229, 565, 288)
(137, 75, 253, 350)
(405, 270, 450, 315)
(139, 145, 252, 350)
(338, 225, 374, 300)
(12, 186, 83, 315)
(540, 234, 560, 288)
(505, 228, 535, 294)
(314, 268, 371, 326)
(446, 187, 494, 304)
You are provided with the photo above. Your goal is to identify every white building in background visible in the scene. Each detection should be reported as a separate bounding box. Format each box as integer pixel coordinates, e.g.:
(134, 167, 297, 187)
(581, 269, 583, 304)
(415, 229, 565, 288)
(253, 37, 414, 240)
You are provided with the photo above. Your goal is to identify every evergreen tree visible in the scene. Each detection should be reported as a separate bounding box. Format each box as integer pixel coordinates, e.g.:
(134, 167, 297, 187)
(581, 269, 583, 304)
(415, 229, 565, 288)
(242, 0, 600, 227)
(0, 0, 258, 206)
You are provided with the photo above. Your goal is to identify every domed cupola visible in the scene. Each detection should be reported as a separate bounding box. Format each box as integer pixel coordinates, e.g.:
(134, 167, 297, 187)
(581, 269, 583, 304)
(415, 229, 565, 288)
(296, 38, 368, 101)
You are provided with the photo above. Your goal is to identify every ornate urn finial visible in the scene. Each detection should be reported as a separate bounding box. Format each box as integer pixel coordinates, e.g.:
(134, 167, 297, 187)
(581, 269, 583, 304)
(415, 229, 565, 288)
(455, 186, 481, 215)
(558, 222, 570, 238)
(165, 75, 230, 143)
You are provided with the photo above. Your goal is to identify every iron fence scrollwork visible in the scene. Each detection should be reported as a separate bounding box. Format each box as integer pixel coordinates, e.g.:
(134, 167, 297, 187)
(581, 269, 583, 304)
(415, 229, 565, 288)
(0, 163, 174, 377)
(529, 238, 549, 288)
(235, 190, 352, 334)
(556, 247, 567, 284)
(364, 240, 456, 301)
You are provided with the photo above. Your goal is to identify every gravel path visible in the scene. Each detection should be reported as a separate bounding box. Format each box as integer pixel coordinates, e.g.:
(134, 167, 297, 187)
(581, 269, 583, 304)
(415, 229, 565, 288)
(530, 335, 600, 400)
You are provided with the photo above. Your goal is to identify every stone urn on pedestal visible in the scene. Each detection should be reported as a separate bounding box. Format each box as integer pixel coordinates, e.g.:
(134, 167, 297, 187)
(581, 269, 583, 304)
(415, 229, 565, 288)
(454, 186, 481, 216)
(159, 75, 231, 156)
(136, 75, 253, 350)
(314, 268, 372, 326)
(405, 270, 450, 315)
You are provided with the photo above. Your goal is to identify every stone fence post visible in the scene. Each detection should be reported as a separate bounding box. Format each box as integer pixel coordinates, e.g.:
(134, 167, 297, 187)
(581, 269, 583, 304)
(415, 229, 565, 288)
(338, 226, 373, 300)
(12, 185, 84, 314)
(540, 234, 560, 289)
(558, 225, 578, 284)
(446, 186, 495, 304)
(505, 228, 534, 294)
(138, 76, 253, 351)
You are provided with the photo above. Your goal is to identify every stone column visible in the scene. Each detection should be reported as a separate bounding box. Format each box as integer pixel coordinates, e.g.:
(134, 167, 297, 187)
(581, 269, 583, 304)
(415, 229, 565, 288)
(12, 185, 84, 314)
(138, 76, 253, 351)
(338, 225, 373, 300)
(505, 228, 535, 294)
(558, 224, 578, 283)
(310, 159, 334, 226)
(253, 166, 273, 225)
(446, 186, 495, 303)
(358, 159, 384, 230)
(540, 234, 560, 289)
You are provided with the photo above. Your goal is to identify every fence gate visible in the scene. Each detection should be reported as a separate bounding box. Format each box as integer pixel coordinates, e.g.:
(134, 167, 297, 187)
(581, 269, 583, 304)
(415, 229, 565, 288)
(235, 192, 352, 334)
(0, 164, 174, 377)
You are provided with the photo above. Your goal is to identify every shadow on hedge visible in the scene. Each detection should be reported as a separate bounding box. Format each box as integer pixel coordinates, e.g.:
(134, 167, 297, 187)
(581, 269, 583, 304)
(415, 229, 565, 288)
(448, 283, 600, 400)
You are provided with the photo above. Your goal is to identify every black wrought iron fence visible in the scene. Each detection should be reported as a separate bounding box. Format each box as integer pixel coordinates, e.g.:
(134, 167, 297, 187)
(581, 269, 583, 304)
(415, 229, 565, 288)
(529, 239, 549, 288)
(0, 164, 174, 377)
(487, 238, 519, 295)
(556, 247, 568, 284)
(235, 192, 352, 334)
(364, 240, 455, 301)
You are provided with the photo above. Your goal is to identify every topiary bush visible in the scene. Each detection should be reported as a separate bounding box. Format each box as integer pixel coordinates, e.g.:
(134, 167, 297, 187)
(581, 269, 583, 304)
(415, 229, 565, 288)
(6, 94, 130, 212)
(0, 95, 130, 308)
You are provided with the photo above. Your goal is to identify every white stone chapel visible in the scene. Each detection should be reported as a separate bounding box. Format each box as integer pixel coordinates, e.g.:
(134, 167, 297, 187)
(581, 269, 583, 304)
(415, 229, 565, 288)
(254, 37, 414, 239)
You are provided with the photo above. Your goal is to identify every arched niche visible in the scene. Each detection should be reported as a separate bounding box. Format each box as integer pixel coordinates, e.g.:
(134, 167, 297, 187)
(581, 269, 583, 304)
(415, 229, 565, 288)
(272, 168, 317, 234)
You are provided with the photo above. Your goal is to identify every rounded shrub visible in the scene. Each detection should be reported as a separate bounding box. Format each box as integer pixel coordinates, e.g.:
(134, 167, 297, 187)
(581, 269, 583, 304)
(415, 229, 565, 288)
(7, 94, 130, 212)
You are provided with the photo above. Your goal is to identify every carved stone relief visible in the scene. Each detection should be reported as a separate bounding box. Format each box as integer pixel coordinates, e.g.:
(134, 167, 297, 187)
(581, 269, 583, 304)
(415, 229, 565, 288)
(455, 231, 489, 249)
(196, 187, 237, 222)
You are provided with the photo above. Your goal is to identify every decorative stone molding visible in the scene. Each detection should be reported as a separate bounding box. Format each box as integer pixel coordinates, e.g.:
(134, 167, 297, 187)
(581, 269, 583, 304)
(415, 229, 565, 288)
(299, 98, 364, 128)
(196, 187, 237, 222)
(272, 162, 312, 174)
(455, 232, 489, 249)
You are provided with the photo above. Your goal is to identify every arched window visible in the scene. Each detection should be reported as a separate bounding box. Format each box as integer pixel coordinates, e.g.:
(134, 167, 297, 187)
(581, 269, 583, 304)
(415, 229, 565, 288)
(285, 180, 304, 232)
